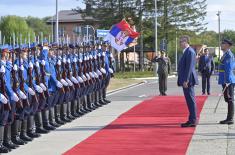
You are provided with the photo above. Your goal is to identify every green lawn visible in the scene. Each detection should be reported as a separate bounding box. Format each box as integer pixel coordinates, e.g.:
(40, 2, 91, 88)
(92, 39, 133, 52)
(114, 71, 155, 79)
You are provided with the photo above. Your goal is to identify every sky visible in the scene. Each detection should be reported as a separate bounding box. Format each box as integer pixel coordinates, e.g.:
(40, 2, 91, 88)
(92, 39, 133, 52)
(0, 0, 235, 32)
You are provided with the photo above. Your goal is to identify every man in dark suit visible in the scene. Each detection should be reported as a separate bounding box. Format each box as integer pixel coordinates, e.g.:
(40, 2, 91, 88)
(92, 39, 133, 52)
(177, 35, 199, 127)
(198, 48, 214, 95)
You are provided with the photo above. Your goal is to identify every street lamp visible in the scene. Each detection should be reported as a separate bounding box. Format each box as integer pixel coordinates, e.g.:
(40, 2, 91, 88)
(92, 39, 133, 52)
(86, 25, 96, 43)
(216, 11, 221, 59)
(56, 0, 59, 43)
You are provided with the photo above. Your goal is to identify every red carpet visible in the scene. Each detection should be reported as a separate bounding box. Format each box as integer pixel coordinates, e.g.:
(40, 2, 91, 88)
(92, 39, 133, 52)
(64, 96, 207, 155)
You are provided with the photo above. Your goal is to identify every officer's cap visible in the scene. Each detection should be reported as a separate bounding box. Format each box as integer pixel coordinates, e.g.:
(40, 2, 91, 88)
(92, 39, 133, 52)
(30, 42, 37, 48)
(1, 44, 10, 53)
(222, 39, 233, 46)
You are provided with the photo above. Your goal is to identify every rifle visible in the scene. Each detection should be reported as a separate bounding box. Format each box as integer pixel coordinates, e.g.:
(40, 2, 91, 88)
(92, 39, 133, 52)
(71, 46, 80, 89)
(108, 47, 114, 78)
(11, 48, 23, 109)
(82, 45, 90, 86)
(54, 46, 65, 94)
(18, 48, 30, 108)
(76, 45, 85, 88)
(27, 46, 39, 104)
(0, 69, 11, 111)
(61, 45, 70, 92)
(65, 46, 75, 91)
(33, 46, 46, 100)
(97, 49, 104, 80)
(39, 55, 50, 98)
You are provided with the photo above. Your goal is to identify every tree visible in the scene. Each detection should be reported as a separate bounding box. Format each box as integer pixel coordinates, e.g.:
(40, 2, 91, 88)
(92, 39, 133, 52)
(0, 15, 34, 44)
(25, 16, 51, 37)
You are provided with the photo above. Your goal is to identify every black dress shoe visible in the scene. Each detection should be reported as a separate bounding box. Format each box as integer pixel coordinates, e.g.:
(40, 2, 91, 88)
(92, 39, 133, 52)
(27, 131, 41, 138)
(61, 117, 72, 123)
(50, 122, 61, 128)
(181, 121, 196, 127)
(103, 99, 111, 104)
(12, 136, 27, 145)
(3, 141, 19, 149)
(20, 133, 33, 142)
(207, 92, 210, 95)
(55, 118, 65, 125)
(43, 125, 56, 131)
(0, 145, 9, 153)
(36, 127, 49, 134)
(71, 112, 80, 118)
(219, 119, 234, 124)
(99, 100, 107, 105)
(67, 114, 76, 120)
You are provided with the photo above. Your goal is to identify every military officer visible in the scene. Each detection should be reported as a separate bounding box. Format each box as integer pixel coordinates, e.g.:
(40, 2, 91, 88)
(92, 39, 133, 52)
(218, 39, 235, 125)
(152, 51, 171, 96)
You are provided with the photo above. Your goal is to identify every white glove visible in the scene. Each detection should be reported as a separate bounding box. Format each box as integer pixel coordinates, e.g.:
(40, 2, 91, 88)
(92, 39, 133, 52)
(35, 61, 40, 68)
(35, 85, 43, 93)
(82, 75, 87, 81)
(41, 60, 46, 66)
(60, 79, 68, 86)
(11, 93, 19, 102)
(18, 90, 27, 99)
(77, 76, 84, 83)
(28, 87, 36, 96)
(93, 72, 99, 78)
(40, 83, 47, 91)
(108, 68, 114, 74)
(97, 70, 102, 76)
(29, 62, 34, 69)
(86, 73, 91, 80)
(66, 78, 73, 86)
(13, 64, 18, 71)
(20, 65, 24, 71)
(57, 60, 61, 66)
(89, 72, 94, 78)
(71, 76, 78, 84)
(0, 66, 5, 73)
(0, 94, 8, 104)
(100, 68, 106, 74)
(56, 81, 63, 88)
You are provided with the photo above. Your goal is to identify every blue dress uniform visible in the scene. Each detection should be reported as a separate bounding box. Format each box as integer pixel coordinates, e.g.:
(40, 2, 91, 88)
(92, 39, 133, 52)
(0, 45, 13, 153)
(198, 51, 214, 95)
(218, 39, 235, 124)
(39, 44, 57, 130)
(177, 46, 199, 126)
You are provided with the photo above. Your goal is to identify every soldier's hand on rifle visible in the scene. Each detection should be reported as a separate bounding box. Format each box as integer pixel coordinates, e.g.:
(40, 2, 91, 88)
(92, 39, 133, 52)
(18, 90, 27, 99)
(60, 79, 68, 86)
(35, 85, 43, 93)
(71, 76, 79, 84)
(66, 78, 73, 86)
(77, 76, 84, 83)
(56, 81, 63, 88)
(28, 87, 36, 96)
(100, 68, 106, 74)
(225, 83, 231, 87)
(40, 83, 47, 91)
(0, 93, 8, 104)
(11, 93, 19, 102)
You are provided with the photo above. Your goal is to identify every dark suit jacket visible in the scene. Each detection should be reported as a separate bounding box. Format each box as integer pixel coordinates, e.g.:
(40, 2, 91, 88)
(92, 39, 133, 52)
(198, 55, 214, 75)
(177, 47, 199, 86)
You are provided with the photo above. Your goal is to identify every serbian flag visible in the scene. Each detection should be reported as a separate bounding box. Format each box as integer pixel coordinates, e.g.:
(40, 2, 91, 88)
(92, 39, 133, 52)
(104, 20, 140, 52)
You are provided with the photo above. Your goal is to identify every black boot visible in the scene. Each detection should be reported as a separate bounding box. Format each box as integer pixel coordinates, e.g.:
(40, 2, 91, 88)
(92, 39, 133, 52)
(220, 101, 234, 124)
(11, 120, 26, 145)
(27, 115, 41, 138)
(71, 100, 81, 117)
(76, 99, 86, 115)
(55, 105, 65, 125)
(20, 120, 33, 142)
(61, 103, 72, 122)
(0, 126, 9, 153)
(67, 102, 76, 120)
(3, 125, 18, 150)
(103, 89, 111, 104)
(42, 110, 56, 130)
(35, 112, 50, 134)
(49, 107, 60, 128)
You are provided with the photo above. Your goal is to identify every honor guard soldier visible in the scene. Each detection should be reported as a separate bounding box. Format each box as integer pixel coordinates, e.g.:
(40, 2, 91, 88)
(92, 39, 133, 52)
(218, 39, 235, 125)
